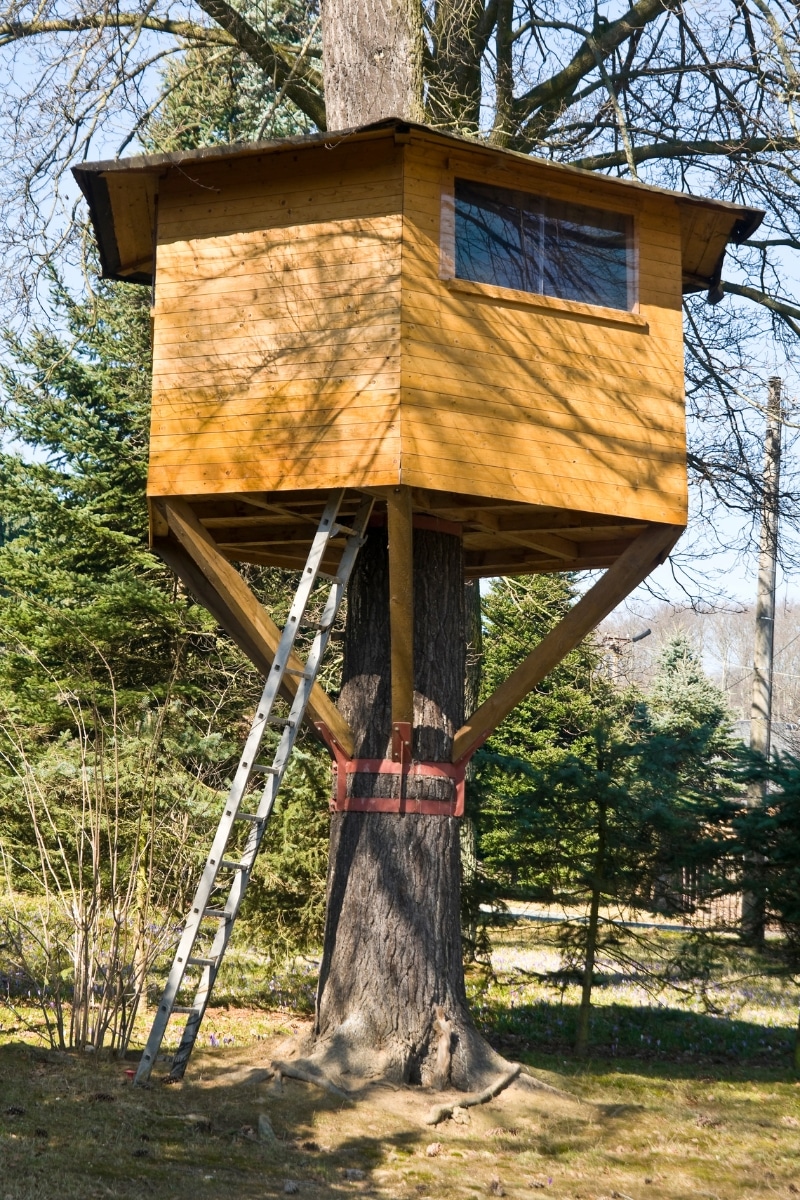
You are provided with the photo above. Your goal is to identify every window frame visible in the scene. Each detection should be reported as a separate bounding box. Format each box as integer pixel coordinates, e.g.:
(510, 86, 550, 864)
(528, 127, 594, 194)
(439, 172, 643, 328)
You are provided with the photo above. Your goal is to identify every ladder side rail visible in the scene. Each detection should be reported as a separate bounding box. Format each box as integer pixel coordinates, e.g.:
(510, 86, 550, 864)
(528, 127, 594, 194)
(260, 490, 345, 697)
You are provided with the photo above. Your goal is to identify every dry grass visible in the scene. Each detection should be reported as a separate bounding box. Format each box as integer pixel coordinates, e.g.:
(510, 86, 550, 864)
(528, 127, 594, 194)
(1, 924, 800, 1198)
(2, 1027, 800, 1200)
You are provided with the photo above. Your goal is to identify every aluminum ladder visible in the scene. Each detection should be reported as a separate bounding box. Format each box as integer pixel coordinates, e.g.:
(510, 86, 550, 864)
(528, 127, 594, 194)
(134, 490, 372, 1084)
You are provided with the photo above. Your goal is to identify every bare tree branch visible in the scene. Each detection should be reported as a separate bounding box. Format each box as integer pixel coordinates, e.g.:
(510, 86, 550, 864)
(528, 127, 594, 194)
(191, 0, 325, 127)
(514, 0, 682, 142)
(572, 135, 800, 171)
(0, 14, 237, 48)
(722, 279, 800, 324)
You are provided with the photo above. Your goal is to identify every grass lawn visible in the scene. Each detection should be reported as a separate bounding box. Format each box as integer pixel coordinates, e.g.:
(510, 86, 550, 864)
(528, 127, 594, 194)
(1, 923, 799, 1199)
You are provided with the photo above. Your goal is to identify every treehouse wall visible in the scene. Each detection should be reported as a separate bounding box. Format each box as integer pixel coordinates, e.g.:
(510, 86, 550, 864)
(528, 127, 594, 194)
(399, 140, 687, 527)
(149, 138, 405, 498)
(147, 128, 687, 529)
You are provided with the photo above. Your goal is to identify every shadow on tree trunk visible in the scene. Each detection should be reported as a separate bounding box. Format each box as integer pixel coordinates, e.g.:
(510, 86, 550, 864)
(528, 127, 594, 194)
(292, 526, 511, 1090)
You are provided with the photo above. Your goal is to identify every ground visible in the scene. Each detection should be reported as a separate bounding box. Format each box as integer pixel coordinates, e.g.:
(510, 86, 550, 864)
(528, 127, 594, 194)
(1, 925, 800, 1199)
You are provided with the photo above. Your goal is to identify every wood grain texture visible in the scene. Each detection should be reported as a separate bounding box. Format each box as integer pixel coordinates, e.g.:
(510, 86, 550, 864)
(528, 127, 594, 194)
(397, 140, 686, 526)
(387, 486, 414, 730)
(149, 155, 404, 499)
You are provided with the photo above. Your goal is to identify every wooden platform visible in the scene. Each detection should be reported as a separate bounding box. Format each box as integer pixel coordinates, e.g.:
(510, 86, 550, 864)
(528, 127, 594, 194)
(150, 486, 652, 579)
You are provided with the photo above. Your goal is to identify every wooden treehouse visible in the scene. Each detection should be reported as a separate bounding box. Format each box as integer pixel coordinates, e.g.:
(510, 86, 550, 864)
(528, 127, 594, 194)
(75, 118, 762, 770)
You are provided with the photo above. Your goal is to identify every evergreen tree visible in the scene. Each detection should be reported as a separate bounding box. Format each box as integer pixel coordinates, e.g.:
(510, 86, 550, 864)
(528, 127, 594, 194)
(475, 608, 742, 1054)
(641, 636, 745, 915)
(474, 574, 611, 898)
(734, 755, 800, 1070)
(0, 273, 331, 1055)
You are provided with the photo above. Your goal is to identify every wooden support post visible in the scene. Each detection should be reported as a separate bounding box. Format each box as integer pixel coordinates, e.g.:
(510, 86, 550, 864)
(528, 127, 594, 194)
(157, 498, 356, 757)
(387, 487, 414, 761)
(451, 523, 682, 763)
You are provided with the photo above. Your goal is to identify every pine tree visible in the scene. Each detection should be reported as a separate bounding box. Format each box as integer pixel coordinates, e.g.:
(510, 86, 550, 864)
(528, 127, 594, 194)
(734, 755, 800, 1070)
(0, 273, 331, 1049)
(474, 608, 743, 1054)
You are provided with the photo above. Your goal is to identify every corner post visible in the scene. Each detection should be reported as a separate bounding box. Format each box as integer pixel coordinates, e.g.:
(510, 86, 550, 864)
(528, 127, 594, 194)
(387, 487, 414, 762)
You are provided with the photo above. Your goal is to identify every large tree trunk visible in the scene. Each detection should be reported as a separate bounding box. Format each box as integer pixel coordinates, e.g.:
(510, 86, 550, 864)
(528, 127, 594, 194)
(310, 528, 507, 1089)
(321, 0, 424, 129)
(309, 2, 507, 1094)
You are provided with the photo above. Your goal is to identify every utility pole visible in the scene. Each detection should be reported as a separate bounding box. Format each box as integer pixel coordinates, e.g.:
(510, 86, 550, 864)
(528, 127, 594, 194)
(742, 375, 782, 944)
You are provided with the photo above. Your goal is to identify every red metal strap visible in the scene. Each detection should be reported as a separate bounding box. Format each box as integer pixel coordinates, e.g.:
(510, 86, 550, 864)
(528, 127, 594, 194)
(315, 722, 467, 817)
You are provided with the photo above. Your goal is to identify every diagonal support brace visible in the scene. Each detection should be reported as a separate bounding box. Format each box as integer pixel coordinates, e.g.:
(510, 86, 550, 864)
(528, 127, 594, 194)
(451, 522, 682, 763)
(154, 497, 356, 757)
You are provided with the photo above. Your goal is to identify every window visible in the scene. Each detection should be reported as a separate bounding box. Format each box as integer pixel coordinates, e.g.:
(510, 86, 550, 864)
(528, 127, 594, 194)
(453, 179, 634, 311)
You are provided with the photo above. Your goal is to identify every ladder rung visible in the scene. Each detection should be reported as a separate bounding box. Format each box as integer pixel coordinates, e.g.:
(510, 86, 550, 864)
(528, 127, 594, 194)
(187, 956, 217, 967)
(333, 522, 358, 537)
(283, 667, 312, 679)
(171, 1006, 199, 1015)
(234, 811, 262, 822)
(202, 908, 231, 920)
(251, 763, 279, 773)
(300, 622, 331, 632)
(317, 571, 343, 584)
(220, 859, 245, 871)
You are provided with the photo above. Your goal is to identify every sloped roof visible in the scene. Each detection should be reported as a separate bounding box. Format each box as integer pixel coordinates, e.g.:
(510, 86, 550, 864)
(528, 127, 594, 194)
(73, 117, 764, 297)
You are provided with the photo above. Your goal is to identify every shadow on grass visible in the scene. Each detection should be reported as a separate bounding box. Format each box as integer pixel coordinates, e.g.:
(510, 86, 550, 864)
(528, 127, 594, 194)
(473, 996, 798, 1079)
(0, 1041, 426, 1200)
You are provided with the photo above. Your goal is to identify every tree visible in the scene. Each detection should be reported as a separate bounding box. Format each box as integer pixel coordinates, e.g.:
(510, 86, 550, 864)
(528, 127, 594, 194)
(0, 270, 335, 1048)
(735, 755, 800, 1070)
(476, 620, 743, 1055)
(3, 1, 800, 583)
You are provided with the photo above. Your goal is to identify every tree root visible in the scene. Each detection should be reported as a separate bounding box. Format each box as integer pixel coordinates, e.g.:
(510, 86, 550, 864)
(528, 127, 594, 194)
(270, 1058, 352, 1100)
(423, 1063, 521, 1125)
(513, 1070, 582, 1102)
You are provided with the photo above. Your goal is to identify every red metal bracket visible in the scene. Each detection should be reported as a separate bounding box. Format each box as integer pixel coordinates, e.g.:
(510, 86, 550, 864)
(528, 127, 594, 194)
(315, 722, 469, 817)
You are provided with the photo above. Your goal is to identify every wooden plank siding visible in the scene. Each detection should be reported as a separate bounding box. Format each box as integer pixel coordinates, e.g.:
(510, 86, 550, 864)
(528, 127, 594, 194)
(148, 138, 405, 500)
(397, 141, 687, 527)
(146, 127, 689, 562)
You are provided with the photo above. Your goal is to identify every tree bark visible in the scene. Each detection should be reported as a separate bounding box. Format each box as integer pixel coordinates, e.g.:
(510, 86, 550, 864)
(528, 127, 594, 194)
(312, 528, 507, 1089)
(321, 0, 424, 129)
(310, 0, 507, 1094)
(461, 578, 483, 961)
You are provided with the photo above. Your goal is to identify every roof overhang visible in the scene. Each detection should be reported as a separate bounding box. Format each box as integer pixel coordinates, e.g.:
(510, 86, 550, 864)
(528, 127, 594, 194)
(73, 118, 764, 300)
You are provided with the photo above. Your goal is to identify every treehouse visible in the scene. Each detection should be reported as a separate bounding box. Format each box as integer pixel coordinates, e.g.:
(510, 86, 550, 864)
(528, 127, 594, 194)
(75, 119, 760, 578)
(75, 119, 762, 763)
(76, 123, 765, 1086)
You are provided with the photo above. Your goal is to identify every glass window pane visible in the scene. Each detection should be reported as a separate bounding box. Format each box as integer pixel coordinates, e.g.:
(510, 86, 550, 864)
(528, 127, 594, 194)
(454, 181, 527, 292)
(542, 201, 630, 309)
(453, 179, 633, 311)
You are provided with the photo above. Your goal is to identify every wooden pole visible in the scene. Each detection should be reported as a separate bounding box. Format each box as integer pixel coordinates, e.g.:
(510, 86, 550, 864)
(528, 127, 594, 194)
(742, 375, 783, 944)
(387, 486, 414, 759)
(750, 375, 782, 767)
